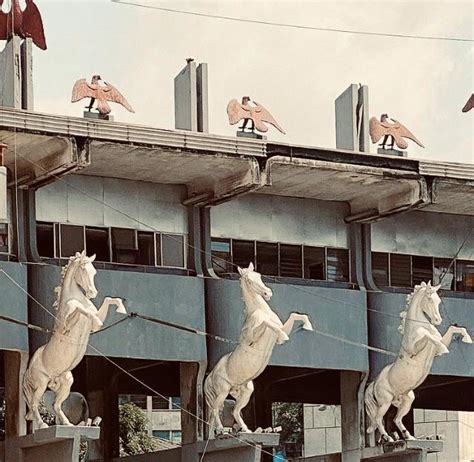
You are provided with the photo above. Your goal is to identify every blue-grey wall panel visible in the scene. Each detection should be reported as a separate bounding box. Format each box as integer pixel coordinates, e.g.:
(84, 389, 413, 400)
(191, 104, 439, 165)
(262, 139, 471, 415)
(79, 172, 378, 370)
(29, 266, 206, 362)
(368, 292, 474, 378)
(0, 261, 28, 351)
(206, 279, 368, 371)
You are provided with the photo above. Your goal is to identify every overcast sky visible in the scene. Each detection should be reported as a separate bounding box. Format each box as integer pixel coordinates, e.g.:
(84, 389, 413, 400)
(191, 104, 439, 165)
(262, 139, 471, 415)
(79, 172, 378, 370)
(3, 0, 473, 163)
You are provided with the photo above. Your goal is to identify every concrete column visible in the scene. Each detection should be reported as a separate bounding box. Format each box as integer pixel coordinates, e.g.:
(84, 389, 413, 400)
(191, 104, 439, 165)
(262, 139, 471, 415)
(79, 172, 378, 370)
(341, 371, 366, 462)
(0, 166, 7, 223)
(4, 351, 28, 440)
(335, 84, 369, 153)
(20, 39, 34, 111)
(196, 63, 209, 133)
(0, 37, 22, 109)
(180, 361, 207, 444)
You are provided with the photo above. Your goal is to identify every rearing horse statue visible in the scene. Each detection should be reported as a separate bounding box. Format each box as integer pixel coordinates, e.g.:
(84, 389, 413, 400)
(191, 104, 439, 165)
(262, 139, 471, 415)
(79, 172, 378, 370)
(365, 281, 472, 443)
(23, 251, 127, 430)
(204, 262, 314, 434)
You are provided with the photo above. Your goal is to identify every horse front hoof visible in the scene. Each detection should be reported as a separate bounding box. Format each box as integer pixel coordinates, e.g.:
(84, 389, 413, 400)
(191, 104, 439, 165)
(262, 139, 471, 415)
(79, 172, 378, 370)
(462, 335, 473, 344)
(302, 321, 314, 331)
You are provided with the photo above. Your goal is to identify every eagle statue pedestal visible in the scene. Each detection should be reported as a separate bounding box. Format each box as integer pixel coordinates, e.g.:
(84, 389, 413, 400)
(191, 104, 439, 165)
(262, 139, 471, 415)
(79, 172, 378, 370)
(236, 131, 267, 140)
(377, 148, 407, 158)
(83, 111, 114, 122)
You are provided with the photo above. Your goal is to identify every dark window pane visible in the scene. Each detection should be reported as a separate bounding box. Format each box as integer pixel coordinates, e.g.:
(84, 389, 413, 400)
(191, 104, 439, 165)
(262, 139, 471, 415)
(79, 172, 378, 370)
(0, 223, 8, 253)
(86, 227, 110, 262)
(171, 430, 182, 442)
(155, 234, 161, 266)
(390, 254, 411, 288)
(162, 234, 185, 268)
(433, 258, 454, 290)
(256, 242, 278, 276)
(232, 240, 255, 271)
(137, 232, 155, 266)
(211, 239, 232, 275)
(171, 397, 181, 410)
(111, 228, 137, 264)
(152, 396, 169, 410)
(127, 394, 147, 409)
(60, 224, 84, 258)
(327, 248, 350, 282)
(37, 222, 54, 257)
(412, 256, 433, 286)
(153, 430, 170, 439)
(304, 246, 325, 280)
(455, 260, 474, 292)
(280, 244, 302, 278)
(372, 252, 389, 287)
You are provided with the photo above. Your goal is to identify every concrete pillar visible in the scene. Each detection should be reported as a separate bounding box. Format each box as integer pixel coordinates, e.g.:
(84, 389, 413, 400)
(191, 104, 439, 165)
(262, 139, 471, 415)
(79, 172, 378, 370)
(174, 60, 209, 132)
(180, 361, 207, 444)
(0, 37, 22, 108)
(20, 39, 34, 111)
(0, 166, 7, 223)
(335, 84, 369, 153)
(4, 351, 28, 440)
(341, 371, 366, 462)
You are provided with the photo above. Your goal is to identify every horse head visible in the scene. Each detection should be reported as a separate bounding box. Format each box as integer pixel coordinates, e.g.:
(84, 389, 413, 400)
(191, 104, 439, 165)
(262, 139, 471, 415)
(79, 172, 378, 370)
(238, 262, 273, 301)
(73, 250, 98, 299)
(418, 281, 442, 326)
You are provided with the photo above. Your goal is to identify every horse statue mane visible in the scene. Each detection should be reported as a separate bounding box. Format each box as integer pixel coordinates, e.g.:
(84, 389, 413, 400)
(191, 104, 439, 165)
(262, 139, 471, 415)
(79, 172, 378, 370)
(398, 282, 437, 335)
(53, 252, 88, 311)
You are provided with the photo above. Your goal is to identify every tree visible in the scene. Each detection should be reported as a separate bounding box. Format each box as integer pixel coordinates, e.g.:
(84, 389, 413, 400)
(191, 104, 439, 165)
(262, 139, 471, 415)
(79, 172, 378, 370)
(272, 402, 304, 456)
(119, 402, 158, 456)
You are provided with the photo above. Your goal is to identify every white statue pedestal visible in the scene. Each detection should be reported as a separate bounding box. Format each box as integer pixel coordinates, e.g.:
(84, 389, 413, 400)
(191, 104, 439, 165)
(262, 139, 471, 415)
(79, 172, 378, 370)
(362, 439, 443, 461)
(5, 425, 100, 462)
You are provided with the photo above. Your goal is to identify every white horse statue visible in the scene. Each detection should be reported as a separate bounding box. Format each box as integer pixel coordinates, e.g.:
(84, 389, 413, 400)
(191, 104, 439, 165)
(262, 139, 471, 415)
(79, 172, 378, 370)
(23, 251, 127, 430)
(204, 262, 313, 434)
(365, 281, 472, 443)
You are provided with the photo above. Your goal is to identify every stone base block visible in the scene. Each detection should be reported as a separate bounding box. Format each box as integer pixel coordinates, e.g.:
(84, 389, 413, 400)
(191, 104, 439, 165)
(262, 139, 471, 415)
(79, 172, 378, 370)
(83, 111, 114, 122)
(362, 439, 443, 461)
(6, 425, 100, 462)
(236, 131, 266, 140)
(377, 148, 407, 157)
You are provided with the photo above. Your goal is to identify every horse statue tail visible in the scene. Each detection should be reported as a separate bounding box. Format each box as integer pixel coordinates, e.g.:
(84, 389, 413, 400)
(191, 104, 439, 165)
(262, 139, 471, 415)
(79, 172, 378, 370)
(204, 370, 218, 414)
(364, 381, 378, 434)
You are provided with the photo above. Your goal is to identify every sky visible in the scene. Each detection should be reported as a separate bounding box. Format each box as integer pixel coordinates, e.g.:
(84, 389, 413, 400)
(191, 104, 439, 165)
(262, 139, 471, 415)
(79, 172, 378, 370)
(2, 0, 473, 163)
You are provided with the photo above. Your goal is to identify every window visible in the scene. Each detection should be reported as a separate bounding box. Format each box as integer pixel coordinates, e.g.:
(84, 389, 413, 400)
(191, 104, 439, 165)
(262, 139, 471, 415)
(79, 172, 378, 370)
(390, 254, 411, 288)
(60, 224, 84, 258)
(171, 430, 182, 443)
(304, 246, 325, 280)
(280, 244, 303, 278)
(152, 396, 170, 410)
(412, 256, 433, 286)
(433, 258, 454, 290)
(211, 239, 232, 274)
(153, 430, 170, 440)
(36, 222, 54, 257)
(0, 223, 8, 253)
(256, 242, 278, 276)
(137, 232, 155, 266)
(456, 260, 474, 292)
(86, 227, 110, 262)
(232, 240, 254, 270)
(372, 252, 389, 287)
(327, 248, 350, 282)
(171, 397, 181, 410)
(161, 234, 185, 268)
(112, 228, 137, 264)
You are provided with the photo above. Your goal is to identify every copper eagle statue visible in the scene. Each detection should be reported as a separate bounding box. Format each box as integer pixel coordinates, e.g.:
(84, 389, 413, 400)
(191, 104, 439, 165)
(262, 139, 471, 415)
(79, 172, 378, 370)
(71, 75, 135, 115)
(227, 97, 286, 134)
(0, 0, 46, 50)
(369, 114, 424, 150)
(462, 94, 473, 113)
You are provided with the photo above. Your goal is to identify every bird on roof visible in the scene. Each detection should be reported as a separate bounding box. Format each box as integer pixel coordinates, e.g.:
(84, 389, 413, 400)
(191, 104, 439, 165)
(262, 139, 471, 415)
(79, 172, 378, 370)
(462, 94, 473, 113)
(71, 75, 135, 115)
(0, 0, 47, 50)
(227, 97, 286, 134)
(369, 114, 424, 150)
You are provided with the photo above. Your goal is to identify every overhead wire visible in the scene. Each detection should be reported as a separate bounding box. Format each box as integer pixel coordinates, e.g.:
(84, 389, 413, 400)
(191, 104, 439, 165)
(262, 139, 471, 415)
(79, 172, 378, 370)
(111, 0, 474, 43)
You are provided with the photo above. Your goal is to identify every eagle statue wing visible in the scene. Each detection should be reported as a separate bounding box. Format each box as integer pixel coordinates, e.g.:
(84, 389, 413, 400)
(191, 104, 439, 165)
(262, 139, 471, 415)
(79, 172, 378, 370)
(369, 117, 385, 144)
(0, 4, 9, 40)
(390, 119, 424, 148)
(253, 102, 286, 134)
(71, 79, 97, 103)
(227, 99, 250, 125)
(102, 82, 135, 113)
(22, 0, 47, 50)
(462, 94, 474, 113)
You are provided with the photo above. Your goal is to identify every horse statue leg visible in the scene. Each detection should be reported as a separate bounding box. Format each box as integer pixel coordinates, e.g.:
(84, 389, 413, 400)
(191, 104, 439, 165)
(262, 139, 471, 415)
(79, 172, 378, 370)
(23, 347, 50, 430)
(281, 312, 313, 336)
(365, 378, 395, 442)
(50, 371, 74, 425)
(230, 381, 254, 433)
(393, 391, 416, 440)
(442, 325, 472, 346)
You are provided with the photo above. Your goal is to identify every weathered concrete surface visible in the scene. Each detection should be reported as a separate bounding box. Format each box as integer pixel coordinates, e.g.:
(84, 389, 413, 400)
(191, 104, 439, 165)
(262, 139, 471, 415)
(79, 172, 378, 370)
(0, 37, 22, 109)
(175, 60, 197, 131)
(0, 166, 7, 222)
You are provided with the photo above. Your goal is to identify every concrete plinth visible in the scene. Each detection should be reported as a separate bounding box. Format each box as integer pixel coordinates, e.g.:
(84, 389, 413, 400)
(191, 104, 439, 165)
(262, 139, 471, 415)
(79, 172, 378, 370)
(362, 439, 443, 461)
(83, 111, 114, 122)
(6, 425, 100, 462)
(377, 148, 407, 157)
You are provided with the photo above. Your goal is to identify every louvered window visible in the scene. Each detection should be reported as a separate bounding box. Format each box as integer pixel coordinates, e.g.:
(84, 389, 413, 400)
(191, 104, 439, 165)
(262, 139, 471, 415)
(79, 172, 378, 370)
(372, 252, 389, 287)
(389, 254, 411, 288)
(280, 244, 303, 278)
(412, 256, 433, 286)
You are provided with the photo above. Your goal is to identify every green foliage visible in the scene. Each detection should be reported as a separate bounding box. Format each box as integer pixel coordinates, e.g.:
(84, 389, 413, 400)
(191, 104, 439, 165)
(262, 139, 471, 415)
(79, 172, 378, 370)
(119, 402, 158, 456)
(272, 402, 304, 446)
